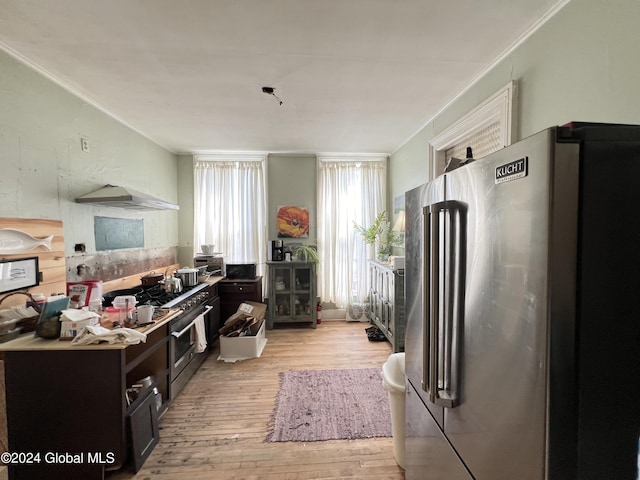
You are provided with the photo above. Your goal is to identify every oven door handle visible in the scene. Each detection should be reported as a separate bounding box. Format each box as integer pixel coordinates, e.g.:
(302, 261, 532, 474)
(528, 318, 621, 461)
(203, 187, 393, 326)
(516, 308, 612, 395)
(171, 306, 213, 338)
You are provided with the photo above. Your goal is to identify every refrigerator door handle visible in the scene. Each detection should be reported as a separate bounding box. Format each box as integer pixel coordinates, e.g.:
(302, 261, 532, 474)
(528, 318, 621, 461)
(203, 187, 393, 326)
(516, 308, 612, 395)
(423, 204, 439, 401)
(427, 201, 466, 409)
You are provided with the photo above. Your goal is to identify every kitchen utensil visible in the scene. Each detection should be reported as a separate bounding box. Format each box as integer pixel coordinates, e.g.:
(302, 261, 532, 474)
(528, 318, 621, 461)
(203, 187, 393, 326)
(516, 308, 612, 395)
(103, 287, 143, 307)
(136, 376, 155, 391)
(134, 321, 155, 329)
(113, 295, 137, 310)
(201, 244, 215, 254)
(141, 271, 164, 287)
(175, 267, 199, 287)
(112, 295, 137, 325)
(103, 306, 120, 327)
(161, 276, 182, 294)
(136, 305, 155, 324)
(198, 271, 212, 283)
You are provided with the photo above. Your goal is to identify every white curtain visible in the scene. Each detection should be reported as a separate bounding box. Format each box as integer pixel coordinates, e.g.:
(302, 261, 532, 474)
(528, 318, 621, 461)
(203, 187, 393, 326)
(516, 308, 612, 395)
(194, 155, 267, 278)
(317, 157, 386, 308)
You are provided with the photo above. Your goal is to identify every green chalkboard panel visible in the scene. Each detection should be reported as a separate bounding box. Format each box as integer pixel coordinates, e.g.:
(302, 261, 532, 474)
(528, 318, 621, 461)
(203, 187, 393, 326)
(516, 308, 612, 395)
(94, 216, 144, 251)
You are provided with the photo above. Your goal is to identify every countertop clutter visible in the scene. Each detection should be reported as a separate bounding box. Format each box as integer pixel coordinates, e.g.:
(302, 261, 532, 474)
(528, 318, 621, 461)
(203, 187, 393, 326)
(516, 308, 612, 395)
(0, 274, 224, 350)
(0, 308, 181, 350)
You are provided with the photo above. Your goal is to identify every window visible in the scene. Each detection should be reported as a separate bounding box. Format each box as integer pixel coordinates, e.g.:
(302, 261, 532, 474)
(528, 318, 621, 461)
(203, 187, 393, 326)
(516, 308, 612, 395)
(429, 81, 517, 179)
(317, 155, 387, 308)
(193, 154, 267, 278)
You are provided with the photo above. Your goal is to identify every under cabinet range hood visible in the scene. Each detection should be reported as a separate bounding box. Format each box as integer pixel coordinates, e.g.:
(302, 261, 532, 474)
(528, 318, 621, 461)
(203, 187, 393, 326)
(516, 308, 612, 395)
(76, 184, 180, 211)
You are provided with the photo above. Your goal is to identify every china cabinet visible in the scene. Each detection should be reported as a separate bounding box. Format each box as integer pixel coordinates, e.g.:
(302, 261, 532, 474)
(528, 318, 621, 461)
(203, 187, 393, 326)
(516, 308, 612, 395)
(267, 261, 317, 329)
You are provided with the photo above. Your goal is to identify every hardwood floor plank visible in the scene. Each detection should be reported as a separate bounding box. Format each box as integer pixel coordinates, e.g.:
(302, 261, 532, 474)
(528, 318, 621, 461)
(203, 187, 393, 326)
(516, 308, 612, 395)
(106, 321, 405, 479)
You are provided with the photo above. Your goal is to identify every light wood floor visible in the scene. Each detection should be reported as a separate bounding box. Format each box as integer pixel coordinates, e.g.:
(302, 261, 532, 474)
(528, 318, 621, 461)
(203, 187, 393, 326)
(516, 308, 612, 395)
(107, 321, 405, 480)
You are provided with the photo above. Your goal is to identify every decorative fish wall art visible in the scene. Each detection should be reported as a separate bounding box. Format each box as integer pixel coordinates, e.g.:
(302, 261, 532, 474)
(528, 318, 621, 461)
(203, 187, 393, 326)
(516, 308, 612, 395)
(0, 228, 53, 254)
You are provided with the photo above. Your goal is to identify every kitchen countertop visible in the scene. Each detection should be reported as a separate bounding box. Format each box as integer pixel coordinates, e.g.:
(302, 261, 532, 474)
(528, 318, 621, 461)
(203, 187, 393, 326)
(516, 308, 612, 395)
(205, 275, 224, 285)
(0, 277, 224, 352)
(0, 308, 181, 351)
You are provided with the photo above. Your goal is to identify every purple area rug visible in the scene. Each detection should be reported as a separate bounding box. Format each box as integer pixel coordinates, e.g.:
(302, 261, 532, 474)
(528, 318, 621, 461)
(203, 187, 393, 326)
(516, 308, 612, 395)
(265, 368, 392, 442)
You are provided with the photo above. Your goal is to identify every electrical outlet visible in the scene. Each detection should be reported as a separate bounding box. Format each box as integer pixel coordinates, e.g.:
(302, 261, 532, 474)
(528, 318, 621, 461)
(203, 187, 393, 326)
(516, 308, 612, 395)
(80, 137, 90, 152)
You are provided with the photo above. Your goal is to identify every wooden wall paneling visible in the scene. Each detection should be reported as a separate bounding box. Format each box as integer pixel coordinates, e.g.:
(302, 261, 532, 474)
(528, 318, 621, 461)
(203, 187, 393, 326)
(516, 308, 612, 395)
(0, 218, 63, 238)
(0, 217, 66, 307)
(35, 251, 67, 270)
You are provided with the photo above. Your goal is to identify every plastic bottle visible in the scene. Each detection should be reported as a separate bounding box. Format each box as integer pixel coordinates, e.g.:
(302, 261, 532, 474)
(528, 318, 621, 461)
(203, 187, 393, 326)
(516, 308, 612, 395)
(316, 302, 322, 324)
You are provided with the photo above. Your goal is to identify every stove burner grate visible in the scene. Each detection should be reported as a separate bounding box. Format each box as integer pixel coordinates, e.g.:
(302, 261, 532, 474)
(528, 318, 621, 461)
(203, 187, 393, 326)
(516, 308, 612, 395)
(134, 283, 206, 307)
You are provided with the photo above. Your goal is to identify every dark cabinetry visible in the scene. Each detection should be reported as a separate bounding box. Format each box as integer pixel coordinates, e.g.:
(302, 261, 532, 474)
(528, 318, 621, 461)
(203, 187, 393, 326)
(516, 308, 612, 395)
(4, 323, 171, 480)
(2, 280, 224, 480)
(218, 277, 263, 321)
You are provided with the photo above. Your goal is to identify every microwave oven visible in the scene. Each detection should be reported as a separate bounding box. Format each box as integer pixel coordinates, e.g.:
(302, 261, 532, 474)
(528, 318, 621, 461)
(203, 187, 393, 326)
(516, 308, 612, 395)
(225, 263, 256, 280)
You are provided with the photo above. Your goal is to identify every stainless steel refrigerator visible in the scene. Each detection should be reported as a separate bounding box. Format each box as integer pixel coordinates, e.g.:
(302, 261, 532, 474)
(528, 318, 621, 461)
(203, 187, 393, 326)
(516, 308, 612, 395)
(404, 123, 640, 480)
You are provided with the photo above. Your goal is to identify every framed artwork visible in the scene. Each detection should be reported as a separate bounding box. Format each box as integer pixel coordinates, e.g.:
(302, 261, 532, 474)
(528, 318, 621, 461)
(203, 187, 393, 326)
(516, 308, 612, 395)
(394, 194, 404, 213)
(277, 206, 309, 238)
(0, 256, 40, 294)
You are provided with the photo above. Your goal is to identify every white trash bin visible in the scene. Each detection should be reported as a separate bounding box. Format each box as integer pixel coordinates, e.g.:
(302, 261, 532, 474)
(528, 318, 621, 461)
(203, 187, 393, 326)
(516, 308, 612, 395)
(382, 352, 405, 469)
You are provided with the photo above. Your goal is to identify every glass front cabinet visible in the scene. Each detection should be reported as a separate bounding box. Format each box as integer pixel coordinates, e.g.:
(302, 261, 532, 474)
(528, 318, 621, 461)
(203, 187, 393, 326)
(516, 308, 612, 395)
(368, 260, 405, 352)
(267, 261, 317, 329)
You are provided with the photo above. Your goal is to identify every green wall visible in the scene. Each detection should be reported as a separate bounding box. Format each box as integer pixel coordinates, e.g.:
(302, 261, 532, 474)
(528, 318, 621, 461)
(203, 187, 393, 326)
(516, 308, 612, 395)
(177, 154, 195, 266)
(267, 155, 317, 245)
(390, 0, 640, 203)
(0, 48, 179, 258)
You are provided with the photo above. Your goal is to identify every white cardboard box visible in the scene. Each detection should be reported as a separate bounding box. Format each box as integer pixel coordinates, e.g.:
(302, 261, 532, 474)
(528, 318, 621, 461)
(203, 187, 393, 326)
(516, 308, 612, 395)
(60, 317, 100, 339)
(218, 302, 268, 362)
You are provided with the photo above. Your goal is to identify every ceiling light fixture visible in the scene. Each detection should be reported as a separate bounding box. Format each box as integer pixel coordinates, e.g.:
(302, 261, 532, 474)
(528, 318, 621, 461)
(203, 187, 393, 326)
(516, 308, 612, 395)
(262, 86, 283, 106)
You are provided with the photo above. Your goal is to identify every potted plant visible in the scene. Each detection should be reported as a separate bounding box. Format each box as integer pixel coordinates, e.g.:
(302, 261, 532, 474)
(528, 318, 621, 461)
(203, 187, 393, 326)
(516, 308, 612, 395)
(294, 244, 320, 272)
(353, 211, 402, 261)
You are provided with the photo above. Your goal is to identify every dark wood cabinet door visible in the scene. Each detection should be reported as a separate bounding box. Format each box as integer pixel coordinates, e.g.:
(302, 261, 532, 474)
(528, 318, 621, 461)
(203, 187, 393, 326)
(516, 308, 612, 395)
(128, 390, 160, 473)
(219, 277, 262, 321)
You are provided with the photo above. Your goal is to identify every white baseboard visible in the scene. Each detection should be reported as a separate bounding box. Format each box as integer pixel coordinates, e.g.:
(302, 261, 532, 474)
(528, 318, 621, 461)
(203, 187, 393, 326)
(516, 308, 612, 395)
(321, 308, 346, 321)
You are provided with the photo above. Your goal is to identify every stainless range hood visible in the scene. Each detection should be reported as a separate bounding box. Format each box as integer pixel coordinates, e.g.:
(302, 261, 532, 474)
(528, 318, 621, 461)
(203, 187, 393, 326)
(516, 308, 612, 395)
(76, 184, 180, 211)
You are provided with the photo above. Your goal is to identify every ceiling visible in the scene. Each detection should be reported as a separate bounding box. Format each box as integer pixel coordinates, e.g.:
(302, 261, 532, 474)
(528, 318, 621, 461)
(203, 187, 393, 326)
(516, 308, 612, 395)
(0, 0, 566, 155)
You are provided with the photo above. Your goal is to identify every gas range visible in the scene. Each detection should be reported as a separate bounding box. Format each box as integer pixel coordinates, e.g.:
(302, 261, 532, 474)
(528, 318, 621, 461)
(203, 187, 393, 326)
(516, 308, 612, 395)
(136, 283, 210, 313)
(147, 281, 216, 402)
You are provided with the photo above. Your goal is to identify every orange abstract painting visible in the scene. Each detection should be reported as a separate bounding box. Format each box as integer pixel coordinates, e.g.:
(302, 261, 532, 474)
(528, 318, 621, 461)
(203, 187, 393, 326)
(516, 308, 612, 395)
(277, 205, 309, 238)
